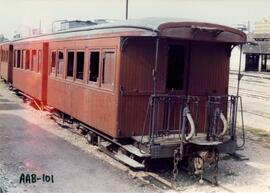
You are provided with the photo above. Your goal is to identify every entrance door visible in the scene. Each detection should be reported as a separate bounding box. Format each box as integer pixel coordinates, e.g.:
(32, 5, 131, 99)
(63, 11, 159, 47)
(166, 45, 186, 92)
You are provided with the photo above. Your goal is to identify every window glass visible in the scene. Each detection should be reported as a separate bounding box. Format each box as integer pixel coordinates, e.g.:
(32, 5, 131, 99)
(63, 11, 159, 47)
(89, 51, 100, 82)
(76, 51, 84, 80)
(102, 51, 115, 85)
(67, 51, 74, 78)
(31, 50, 37, 71)
(17, 50, 21, 68)
(51, 51, 56, 74)
(25, 50, 30, 70)
(56, 50, 64, 77)
(22, 50, 26, 69)
(13, 50, 16, 67)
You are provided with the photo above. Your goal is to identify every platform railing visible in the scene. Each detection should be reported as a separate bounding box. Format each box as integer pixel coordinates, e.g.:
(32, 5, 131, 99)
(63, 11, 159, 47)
(145, 94, 200, 144)
(142, 94, 243, 146)
(206, 95, 244, 145)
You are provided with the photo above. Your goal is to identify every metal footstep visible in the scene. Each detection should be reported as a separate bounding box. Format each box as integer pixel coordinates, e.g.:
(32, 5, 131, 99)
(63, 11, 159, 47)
(99, 141, 145, 169)
(114, 152, 145, 169)
(122, 145, 150, 157)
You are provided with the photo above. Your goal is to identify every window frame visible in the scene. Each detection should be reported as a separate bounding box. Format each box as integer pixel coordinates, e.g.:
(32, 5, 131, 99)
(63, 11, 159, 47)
(13, 50, 17, 68)
(17, 50, 22, 69)
(24, 49, 30, 70)
(31, 49, 37, 72)
(100, 49, 116, 90)
(75, 49, 85, 82)
(50, 50, 57, 76)
(37, 50, 42, 73)
(56, 49, 64, 78)
(165, 42, 188, 94)
(66, 49, 75, 81)
(87, 49, 101, 87)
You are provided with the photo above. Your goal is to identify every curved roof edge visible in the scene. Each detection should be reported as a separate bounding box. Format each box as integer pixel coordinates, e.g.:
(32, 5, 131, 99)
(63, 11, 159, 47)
(11, 18, 247, 44)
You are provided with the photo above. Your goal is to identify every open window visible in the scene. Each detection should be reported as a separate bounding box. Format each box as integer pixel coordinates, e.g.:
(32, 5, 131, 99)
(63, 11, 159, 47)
(101, 51, 115, 88)
(166, 45, 185, 91)
(67, 50, 74, 78)
(76, 51, 84, 80)
(56, 50, 64, 77)
(31, 50, 37, 71)
(89, 51, 100, 83)
(50, 51, 56, 75)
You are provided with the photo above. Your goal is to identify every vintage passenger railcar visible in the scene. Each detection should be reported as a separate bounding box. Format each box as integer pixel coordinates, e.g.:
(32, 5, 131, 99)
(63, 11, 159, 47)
(12, 41, 48, 104)
(10, 18, 246, 182)
(0, 42, 13, 83)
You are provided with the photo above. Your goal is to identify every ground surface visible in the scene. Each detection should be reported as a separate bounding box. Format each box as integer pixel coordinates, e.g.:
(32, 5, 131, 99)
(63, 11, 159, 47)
(0, 82, 158, 193)
(229, 72, 270, 132)
(0, 72, 270, 193)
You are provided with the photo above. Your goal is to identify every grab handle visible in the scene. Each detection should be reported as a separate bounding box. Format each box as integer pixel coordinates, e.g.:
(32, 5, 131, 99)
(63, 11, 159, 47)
(184, 108, 196, 141)
(218, 112, 228, 138)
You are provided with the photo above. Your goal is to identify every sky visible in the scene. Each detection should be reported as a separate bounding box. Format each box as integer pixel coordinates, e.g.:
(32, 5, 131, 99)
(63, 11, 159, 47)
(0, 0, 270, 39)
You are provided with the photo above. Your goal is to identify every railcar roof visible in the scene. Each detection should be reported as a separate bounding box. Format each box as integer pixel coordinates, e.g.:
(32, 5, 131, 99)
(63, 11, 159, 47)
(0, 41, 11, 46)
(12, 18, 246, 44)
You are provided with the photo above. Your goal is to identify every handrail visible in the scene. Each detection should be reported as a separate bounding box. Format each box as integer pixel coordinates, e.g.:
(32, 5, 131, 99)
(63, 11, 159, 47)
(185, 110, 196, 141)
(218, 112, 228, 138)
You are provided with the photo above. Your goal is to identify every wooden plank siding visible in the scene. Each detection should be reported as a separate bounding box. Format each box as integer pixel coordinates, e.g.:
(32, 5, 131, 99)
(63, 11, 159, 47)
(47, 37, 121, 138)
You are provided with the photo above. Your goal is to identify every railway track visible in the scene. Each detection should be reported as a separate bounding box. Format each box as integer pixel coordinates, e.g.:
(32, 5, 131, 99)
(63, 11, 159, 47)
(48, 108, 237, 192)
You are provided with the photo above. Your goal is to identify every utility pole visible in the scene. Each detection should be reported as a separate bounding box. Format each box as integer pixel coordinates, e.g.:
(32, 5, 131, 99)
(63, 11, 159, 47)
(126, 0, 129, 20)
(39, 19, 42, 35)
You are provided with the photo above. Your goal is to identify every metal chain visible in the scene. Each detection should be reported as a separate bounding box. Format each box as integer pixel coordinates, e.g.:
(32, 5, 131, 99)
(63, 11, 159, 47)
(172, 146, 181, 181)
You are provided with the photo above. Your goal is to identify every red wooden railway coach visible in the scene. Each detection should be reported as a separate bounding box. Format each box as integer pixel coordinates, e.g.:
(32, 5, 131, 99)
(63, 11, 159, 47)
(0, 42, 13, 83)
(12, 40, 48, 103)
(10, 19, 246, 177)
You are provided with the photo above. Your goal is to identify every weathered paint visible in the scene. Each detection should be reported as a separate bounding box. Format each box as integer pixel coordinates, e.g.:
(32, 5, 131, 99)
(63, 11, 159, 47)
(0, 43, 13, 83)
(13, 42, 48, 103)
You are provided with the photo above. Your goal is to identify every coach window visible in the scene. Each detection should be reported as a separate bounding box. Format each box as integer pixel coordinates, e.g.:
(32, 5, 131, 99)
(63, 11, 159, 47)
(56, 50, 64, 77)
(50, 51, 56, 75)
(17, 50, 21, 68)
(31, 50, 37, 71)
(37, 50, 42, 73)
(88, 51, 100, 83)
(13, 50, 16, 67)
(22, 50, 26, 69)
(101, 51, 115, 89)
(25, 50, 30, 70)
(76, 51, 84, 80)
(67, 50, 74, 79)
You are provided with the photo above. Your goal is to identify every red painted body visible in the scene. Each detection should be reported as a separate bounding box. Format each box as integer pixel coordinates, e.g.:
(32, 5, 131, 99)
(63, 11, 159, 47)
(9, 19, 246, 139)
(0, 43, 13, 83)
(13, 42, 48, 103)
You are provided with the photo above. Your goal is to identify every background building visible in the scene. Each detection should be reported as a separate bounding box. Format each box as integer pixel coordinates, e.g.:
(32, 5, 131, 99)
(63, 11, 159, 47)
(230, 17, 270, 72)
(254, 16, 270, 34)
